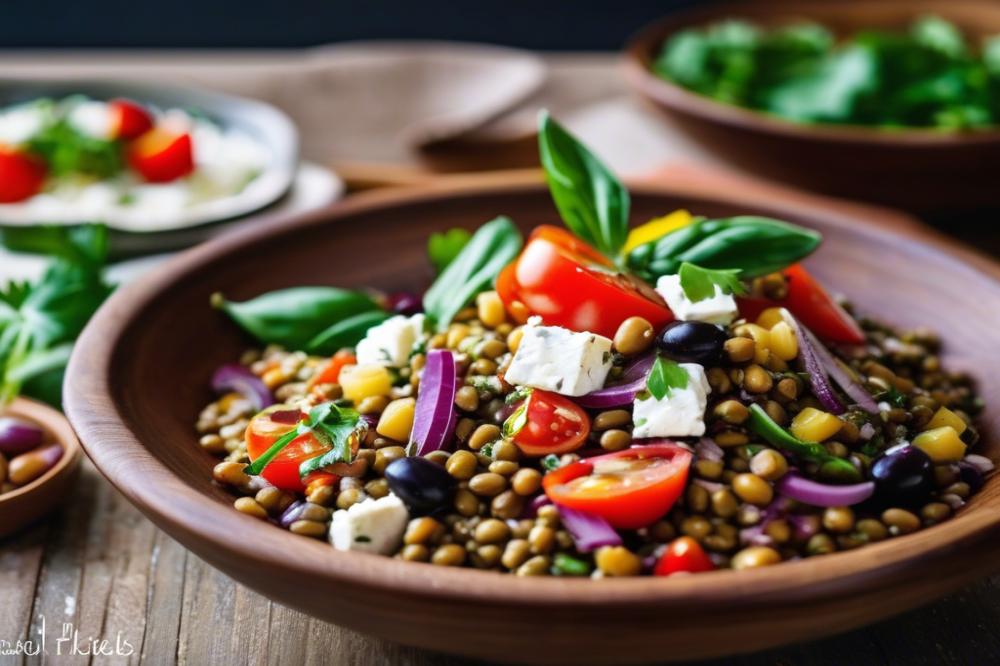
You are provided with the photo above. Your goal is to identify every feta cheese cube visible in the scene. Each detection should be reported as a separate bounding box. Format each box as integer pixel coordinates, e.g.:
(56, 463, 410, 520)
(355, 314, 426, 367)
(504, 322, 613, 396)
(632, 363, 711, 438)
(655, 274, 738, 326)
(329, 494, 409, 555)
(67, 100, 114, 140)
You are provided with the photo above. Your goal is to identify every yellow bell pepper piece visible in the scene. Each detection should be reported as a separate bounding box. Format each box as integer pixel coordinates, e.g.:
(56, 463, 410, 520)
(623, 209, 693, 254)
(925, 406, 967, 435)
(913, 426, 966, 463)
(790, 407, 843, 443)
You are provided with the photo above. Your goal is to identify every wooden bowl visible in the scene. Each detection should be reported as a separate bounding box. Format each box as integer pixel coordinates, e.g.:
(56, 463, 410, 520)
(623, 0, 1000, 213)
(0, 397, 83, 538)
(64, 176, 1000, 664)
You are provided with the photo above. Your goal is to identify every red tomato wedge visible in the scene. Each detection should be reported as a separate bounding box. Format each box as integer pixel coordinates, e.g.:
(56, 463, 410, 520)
(127, 128, 195, 182)
(543, 444, 692, 529)
(496, 226, 673, 339)
(110, 99, 154, 140)
(309, 350, 357, 388)
(509, 389, 590, 457)
(738, 264, 865, 345)
(654, 536, 715, 576)
(0, 146, 46, 203)
(245, 406, 337, 492)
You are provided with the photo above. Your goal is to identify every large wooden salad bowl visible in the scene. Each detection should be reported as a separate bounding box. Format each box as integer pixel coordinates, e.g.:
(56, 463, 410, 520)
(64, 175, 1000, 663)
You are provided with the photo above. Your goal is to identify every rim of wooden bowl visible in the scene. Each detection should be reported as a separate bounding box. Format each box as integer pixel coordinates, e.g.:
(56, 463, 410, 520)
(63, 174, 1000, 612)
(623, 0, 1000, 147)
(0, 397, 82, 503)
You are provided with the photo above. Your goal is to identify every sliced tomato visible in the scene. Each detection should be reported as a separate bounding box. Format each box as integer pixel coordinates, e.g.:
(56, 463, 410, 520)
(110, 99, 154, 140)
(309, 350, 357, 388)
(497, 225, 673, 338)
(245, 405, 337, 493)
(543, 444, 691, 529)
(0, 146, 46, 203)
(654, 536, 715, 576)
(510, 389, 589, 457)
(127, 128, 194, 182)
(738, 264, 864, 345)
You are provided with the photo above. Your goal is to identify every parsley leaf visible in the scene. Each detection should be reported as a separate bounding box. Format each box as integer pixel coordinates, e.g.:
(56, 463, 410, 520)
(646, 356, 689, 401)
(678, 262, 746, 303)
(427, 228, 472, 275)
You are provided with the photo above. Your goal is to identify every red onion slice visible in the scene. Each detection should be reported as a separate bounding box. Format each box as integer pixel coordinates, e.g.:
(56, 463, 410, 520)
(0, 417, 45, 457)
(782, 311, 846, 414)
(776, 472, 874, 507)
(407, 349, 458, 456)
(575, 353, 655, 408)
(211, 364, 275, 412)
(557, 505, 623, 553)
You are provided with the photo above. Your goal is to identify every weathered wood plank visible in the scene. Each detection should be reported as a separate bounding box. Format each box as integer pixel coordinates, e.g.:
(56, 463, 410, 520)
(0, 523, 49, 666)
(137, 531, 187, 666)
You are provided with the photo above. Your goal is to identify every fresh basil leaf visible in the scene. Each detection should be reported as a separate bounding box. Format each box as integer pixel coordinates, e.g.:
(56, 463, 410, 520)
(298, 403, 362, 478)
(1, 223, 109, 271)
(7, 344, 74, 408)
(646, 356, 689, 401)
(213, 287, 382, 350)
(678, 262, 746, 303)
(422, 216, 522, 331)
(427, 228, 472, 275)
(26, 119, 123, 179)
(626, 216, 821, 283)
(306, 310, 393, 355)
(538, 111, 629, 260)
(761, 45, 877, 123)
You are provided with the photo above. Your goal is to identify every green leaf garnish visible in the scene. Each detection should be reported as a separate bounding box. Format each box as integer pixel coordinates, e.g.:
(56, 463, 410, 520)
(626, 216, 821, 283)
(538, 111, 629, 261)
(746, 404, 860, 482)
(678, 262, 747, 303)
(646, 356, 689, 401)
(427, 228, 472, 275)
(422, 216, 522, 332)
(541, 454, 561, 471)
(502, 399, 529, 438)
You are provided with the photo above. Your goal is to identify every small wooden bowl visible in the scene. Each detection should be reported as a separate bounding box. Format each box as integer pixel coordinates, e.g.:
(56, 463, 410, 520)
(64, 175, 1000, 663)
(623, 0, 1000, 213)
(0, 398, 82, 538)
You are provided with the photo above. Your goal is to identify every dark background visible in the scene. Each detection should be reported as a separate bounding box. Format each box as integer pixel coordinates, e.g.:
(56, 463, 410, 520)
(1, 0, 702, 50)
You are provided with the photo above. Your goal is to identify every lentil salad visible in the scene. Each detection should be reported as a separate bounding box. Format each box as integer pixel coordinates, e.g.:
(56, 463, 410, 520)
(197, 112, 989, 578)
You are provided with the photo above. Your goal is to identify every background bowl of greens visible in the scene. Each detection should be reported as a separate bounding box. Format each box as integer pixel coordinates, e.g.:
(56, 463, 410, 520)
(624, 0, 1000, 213)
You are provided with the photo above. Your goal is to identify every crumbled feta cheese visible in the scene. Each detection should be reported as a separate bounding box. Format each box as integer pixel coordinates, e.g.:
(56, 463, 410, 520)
(504, 322, 613, 397)
(67, 100, 114, 140)
(329, 494, 409, 554)
(356, 314, 426, 367)
(632, 363, 711, 438)
(655, 274, 738, 326)
(0, 104, 46, 145)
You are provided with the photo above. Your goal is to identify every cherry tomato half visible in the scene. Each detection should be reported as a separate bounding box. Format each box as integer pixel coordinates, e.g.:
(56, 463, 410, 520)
(510, 389, 590, 457)
(110, 99, 154, 140)
(309, 350, 357, 388)
(496, 226, 674, 339)
(654, 536, 715, 576)
(738, 264, 864, 345)
(127, 128, 195, 182)
(245, 405, 337, 492)
(543, 444, 692, 529)
(0, 146, 46, 203)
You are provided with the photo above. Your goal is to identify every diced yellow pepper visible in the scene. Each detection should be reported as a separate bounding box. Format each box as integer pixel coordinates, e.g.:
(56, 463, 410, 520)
(377, 397, 416, 442)
(790, 407, 843, 442)
(913, 426, 966, 463)
(339, 364, 392, 403)
(756, 307, 787, 330)
(768, 321, 799, 361)
(623, 209, 693, 254)
(925, 406, 967, 435)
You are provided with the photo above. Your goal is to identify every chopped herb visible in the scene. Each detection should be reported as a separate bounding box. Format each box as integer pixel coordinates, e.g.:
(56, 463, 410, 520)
(502, 400, 529, 438)
(244, 401, 363, 478)
(505, 386, 533, 405)
(481, 443, 495, 458)
(646, 356, 690, 401)
(678, 262, 746, 303)
(541, 454, 561, 471)
(553, 552, 592, 576)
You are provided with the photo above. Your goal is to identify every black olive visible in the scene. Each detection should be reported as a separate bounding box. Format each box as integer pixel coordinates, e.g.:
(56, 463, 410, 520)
(655, 321, 727, 365)
(870, 444, 934, 507)
(384, 456, 454, 515)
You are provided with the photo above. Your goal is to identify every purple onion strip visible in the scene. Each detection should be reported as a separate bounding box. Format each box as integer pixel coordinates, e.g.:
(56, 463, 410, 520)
(211, 364, 275, 412)
(557, 505, 622, 553)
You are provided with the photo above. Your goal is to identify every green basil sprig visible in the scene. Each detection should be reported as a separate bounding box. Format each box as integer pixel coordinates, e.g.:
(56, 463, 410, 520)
(245, 401, 362, 479)
(427, 228, 472, 275)
(212, 287, 383, 351)
(538, 111, 629, 262)
(422, 216, 522, 331)
(626, 216, 821, 283)
(678, 262, 747, 303)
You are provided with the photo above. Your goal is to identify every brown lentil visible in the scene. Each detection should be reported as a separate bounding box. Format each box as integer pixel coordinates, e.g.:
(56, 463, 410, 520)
(882, 508, 921, 535)
(599, 429, 632, 451)
(511, 468, 542, 496)
(431, 544, 467, 567)
(724, 336, 755, 363)
(822, 507, 855, 534)
(613, 316, 655, 355)
(743, 364, 773, 394)
(732, 474, 774, 506)
(453, 489, 480, 517)
(491, 490, 525, 520)
(289, 520, 327, 538)
(711, 489, 739, 518)
(468, 424, 501, 451)
(492, 439, 520, 462)
(593, 409, 631, 431)
(714, 399, 749, 425)
(401, 544, 430, 562)
(469, 472, 506, 497)
(356, 395, 389, 415)
(749, 449, 788, 481)
(856, 519, 888, 542)
(731, 546, 781, 570)
(595, 546, 642, 576)
(454, 386, 480, 412)
(446, 450, 478, 479)
(501, 539, 532, 569)
(234, 497, 268, 519)
(488, 460, 518, 476)
(516, 555, 551, 576)
(475, 518, 511, 544)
